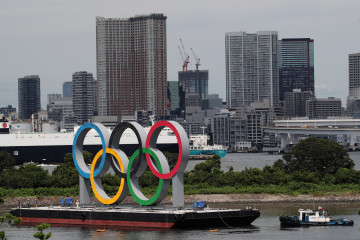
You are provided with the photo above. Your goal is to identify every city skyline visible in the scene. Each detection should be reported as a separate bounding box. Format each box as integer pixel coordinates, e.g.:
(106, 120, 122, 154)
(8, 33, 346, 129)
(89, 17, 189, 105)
(1, 0, 360, 109)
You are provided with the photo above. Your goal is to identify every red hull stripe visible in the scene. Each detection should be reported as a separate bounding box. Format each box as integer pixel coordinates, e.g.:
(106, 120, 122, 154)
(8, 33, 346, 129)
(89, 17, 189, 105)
(20, 217, 175, 229)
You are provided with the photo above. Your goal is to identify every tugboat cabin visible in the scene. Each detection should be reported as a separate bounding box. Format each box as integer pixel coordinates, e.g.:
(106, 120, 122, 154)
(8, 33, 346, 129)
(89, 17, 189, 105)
(299, 209, 330, 224)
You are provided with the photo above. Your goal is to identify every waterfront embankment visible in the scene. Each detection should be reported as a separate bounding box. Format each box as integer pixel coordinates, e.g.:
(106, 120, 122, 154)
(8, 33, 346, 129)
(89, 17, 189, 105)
(2, 194, 360, 208)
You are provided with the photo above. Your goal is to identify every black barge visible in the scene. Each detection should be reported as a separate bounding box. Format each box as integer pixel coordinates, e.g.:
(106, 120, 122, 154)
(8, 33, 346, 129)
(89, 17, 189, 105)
(11, 206, 259, 229)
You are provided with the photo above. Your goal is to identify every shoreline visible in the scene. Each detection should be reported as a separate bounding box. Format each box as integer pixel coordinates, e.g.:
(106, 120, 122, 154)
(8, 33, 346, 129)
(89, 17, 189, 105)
(2, 193, 360, 208)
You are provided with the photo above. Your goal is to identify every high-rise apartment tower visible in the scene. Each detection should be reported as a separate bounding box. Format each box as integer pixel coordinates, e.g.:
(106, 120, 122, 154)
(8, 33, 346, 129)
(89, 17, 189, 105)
(348, 53, 360, 98)
(278, 38, 314, 101)
(96, 14, 167, 116)
(72, 71, 95, 124)
(346, 53, 360, 116)
(225, 31, 279, 108)
(18, 75, 41, 120)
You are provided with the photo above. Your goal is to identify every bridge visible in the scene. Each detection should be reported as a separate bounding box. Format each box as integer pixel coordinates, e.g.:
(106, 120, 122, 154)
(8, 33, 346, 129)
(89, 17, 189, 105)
(263, 118, 360, 151)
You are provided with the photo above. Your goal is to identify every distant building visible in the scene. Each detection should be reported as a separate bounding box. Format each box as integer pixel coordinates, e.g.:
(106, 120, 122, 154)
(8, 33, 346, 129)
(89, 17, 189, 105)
(134, 110, 153, 127)
(178, 70, 209, 109)
(0, 105, 16, 118)
(211, 112, 231, 147)
(306, 97, 342, 118)
(278, 38, 314, 101)
(18, 75, 41, 120)
(91, 115, 121, 129)
(167, 81, 180, 114)
(246, 112, 262, 145)
(346, 53, 360, 116)
(96, 14, 167, 116)
(348, 53, 360, 98)
(185, 92, 201, 109)
(229, 112, 247, 147)
(181, 122, 206, 136)
(93, 80, 98, 116)
(211, 101, 277, 149)
(63, 81, 72, 97)
(72, 71, 95, 124)
(250, 99, 277, 126)
(284, 89, 314, 117)
(250, 99, 278, 147)
(225, 31, 279, 107)
(47, 94, 74, 131)
(211, 111, 247, 148)
(347, 99, 360, 117)
(201, 94, 223, 110)
(48, 93, 62, 105)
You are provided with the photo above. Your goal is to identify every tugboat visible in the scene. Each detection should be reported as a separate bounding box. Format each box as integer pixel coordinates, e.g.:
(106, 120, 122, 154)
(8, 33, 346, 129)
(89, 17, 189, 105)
(280, 207, 354, 227)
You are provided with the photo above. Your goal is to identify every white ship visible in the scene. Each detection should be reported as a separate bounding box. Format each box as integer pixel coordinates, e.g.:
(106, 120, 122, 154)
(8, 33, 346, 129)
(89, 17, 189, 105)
(189, 127, 227, 158)
(0, 119, 177, 164)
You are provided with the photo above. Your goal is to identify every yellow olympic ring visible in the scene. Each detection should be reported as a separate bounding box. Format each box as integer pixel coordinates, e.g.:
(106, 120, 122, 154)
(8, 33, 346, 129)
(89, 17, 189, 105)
(90, 148, 125, 205)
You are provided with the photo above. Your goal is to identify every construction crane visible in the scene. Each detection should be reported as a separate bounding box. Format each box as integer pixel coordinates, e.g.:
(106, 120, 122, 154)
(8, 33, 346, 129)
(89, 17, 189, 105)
(178, 46, 186, 71)
(179, 38, 190, 71)
(190, 48, 201, 70)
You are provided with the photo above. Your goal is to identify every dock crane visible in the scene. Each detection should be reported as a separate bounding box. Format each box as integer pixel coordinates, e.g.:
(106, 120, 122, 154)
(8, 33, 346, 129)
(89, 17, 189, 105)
(190, 48, 201, 70)
(179, 38, 190, 71)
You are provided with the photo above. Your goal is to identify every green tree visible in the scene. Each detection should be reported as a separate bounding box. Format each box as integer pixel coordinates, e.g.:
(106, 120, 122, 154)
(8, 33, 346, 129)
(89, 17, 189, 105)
(334, 168, 360, 184)
(192, 154, 221, 173)
(101, 173, 121, 186)
(33, 223, 52, 240)
(279, 137, 354, 174)
(163, 151, 178, 168)
(0, 213, 21, 226)
(185, 154, 223, 186)
(64, 151, 93, 165)
(50, 163, 79, 188)
(0, 213, 22, 240)
(63, 153, 73, 164)
(0, 151, 15, 173)
(0, 164, 50, 189)
(0, 231, 6, 240)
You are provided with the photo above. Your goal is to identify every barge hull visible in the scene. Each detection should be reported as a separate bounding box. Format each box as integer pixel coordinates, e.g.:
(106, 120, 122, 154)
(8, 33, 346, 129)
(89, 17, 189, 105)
(11, 207, 260, 229)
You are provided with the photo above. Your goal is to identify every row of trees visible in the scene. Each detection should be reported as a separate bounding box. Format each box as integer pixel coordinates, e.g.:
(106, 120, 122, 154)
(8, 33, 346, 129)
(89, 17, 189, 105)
(182, 138, 358, 194)
(0, 152, 93, 189)
(0, 137, 358, 197)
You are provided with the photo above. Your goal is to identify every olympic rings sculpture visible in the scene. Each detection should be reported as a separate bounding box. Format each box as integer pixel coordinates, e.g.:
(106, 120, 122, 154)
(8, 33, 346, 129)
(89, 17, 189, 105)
(72, 121, 189, 206)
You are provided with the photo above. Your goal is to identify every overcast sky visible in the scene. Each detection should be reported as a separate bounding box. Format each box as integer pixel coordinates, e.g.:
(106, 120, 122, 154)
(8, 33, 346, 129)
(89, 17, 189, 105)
(1, 0, 360, 109)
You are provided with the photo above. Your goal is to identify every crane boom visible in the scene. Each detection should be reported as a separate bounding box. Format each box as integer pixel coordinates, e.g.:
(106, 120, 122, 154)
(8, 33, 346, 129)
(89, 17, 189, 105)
(178, 46, 186, 71)
(179, 38, 190, 71)
(190, 48, 201, 70)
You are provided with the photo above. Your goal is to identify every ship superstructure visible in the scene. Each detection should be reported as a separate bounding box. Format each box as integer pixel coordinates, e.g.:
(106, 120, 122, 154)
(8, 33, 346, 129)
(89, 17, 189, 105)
(0, 120, 177, 164)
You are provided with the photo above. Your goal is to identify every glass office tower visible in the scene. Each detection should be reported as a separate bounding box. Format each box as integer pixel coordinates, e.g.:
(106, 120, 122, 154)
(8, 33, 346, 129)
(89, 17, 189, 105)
(278, 38, 314, 101)
(18, 75, 41, 120)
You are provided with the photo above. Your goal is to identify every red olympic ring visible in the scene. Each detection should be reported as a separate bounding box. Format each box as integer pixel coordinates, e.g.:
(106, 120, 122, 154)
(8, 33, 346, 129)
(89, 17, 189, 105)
(145, 121, 186, 179)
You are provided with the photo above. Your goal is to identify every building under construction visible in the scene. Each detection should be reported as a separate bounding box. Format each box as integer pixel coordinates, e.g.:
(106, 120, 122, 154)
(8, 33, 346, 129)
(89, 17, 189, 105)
(177, 39, 209, 114)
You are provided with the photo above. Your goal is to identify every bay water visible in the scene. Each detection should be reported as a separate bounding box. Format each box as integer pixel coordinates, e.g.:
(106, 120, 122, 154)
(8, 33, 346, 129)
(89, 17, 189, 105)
(2, 152, 360, 239)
